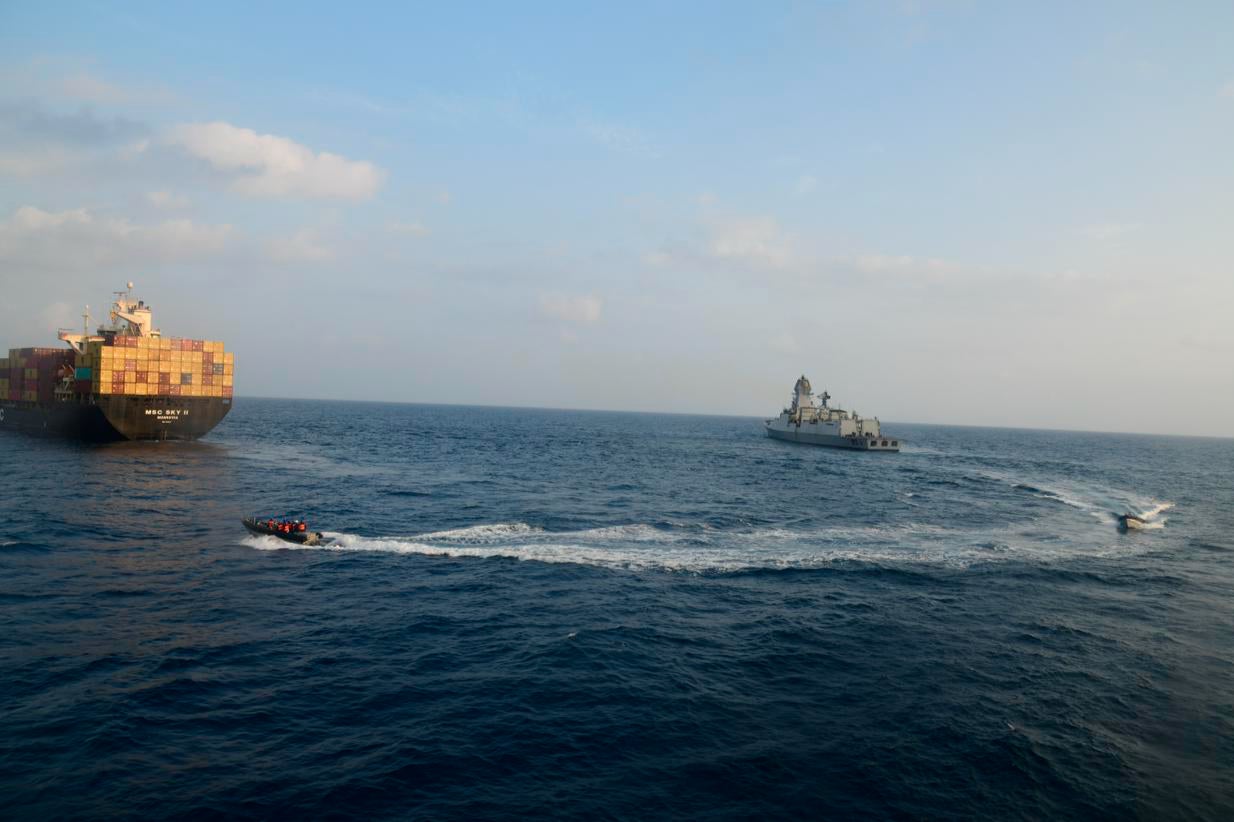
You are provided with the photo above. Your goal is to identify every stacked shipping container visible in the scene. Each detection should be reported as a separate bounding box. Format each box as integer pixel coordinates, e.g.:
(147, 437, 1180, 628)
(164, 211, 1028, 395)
(2, 338, 233, 402)
(91, 337, 234, 398)
(1, 348, 76, 403)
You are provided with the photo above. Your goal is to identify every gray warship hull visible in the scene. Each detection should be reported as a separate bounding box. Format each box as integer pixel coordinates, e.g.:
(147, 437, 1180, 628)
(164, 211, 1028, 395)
(764, 420, 900, 451)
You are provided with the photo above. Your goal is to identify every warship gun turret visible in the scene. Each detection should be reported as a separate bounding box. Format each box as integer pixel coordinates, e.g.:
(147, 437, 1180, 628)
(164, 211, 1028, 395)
(764, 375, 899, 451)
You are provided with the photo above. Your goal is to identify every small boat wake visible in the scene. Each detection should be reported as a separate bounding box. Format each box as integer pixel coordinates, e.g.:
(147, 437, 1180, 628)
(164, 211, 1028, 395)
(1116, 502, 1173, 532)
(237, 514, 1162, 573)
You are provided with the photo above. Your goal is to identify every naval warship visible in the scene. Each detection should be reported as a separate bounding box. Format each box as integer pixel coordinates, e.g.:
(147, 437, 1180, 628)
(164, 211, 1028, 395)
(764, 375, 899, 451)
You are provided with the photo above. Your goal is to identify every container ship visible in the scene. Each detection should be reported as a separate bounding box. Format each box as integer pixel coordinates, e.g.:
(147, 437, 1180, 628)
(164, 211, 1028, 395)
(0, 284, 233, 441)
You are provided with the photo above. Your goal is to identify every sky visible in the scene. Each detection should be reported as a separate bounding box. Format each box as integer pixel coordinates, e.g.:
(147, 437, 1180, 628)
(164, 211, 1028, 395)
(1, 1, 1232, 436)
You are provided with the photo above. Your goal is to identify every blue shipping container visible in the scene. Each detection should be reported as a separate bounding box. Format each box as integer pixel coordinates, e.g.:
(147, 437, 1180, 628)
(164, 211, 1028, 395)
(75, 367, 92, 379)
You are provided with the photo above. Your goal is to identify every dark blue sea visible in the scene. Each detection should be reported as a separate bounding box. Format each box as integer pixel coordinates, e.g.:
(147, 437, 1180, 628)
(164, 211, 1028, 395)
(3, 399, 1233, 820)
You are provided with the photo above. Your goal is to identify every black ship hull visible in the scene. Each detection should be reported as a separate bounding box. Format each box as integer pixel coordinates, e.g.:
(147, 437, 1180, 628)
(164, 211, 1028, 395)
(0, 395, 231, 441)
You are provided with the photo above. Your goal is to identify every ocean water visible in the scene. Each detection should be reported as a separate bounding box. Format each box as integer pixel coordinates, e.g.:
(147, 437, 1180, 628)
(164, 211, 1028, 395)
(2, 399, 1233, 819)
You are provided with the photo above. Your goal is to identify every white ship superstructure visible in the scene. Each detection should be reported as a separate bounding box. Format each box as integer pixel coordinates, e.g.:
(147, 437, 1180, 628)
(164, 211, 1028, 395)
(764, 375, 900, 451)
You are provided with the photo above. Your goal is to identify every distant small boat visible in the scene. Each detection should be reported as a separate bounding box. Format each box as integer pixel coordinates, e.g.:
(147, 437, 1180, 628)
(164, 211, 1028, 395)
(1117, 513, 1147, 531)
(243, 516, 326, 546)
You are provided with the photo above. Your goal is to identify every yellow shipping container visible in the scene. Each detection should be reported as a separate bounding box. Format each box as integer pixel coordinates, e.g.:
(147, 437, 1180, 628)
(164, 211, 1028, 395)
(158, 362, 172, 373)
(125, 371, 136, 383)
(134, 383, 148, 394)
(222, 375, 233, 387)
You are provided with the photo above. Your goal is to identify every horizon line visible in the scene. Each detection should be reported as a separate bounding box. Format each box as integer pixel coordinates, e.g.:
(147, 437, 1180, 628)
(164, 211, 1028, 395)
(229, 394, 1234, 441)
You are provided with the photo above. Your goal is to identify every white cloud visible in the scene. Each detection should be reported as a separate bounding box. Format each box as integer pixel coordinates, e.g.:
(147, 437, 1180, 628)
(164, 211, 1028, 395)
(59, 72, 137, 104)
(0, 147, 79, 176)
(854, 253, 917, 272)
(387, 220, 430, 237)
(165, 121, 384, 200)
(851, 253, 955, 279)
(0, 100, 149, 176)
(0, 60, 175, 106)
(709, 216, 793, 267)
(581, 121, 658, 157)
(147, 190, 190, 210)
(795, 175, 818, 194)
(1079, 222, 1140, 241)
(267, 229, 334, 263)
(0, 205, 233, 269)
(539, 294, 602, 325)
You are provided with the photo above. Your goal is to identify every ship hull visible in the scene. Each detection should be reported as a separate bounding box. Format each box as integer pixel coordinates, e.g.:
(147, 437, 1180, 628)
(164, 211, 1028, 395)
(765, 422, 900, 451)
(0, 396, 231, 441)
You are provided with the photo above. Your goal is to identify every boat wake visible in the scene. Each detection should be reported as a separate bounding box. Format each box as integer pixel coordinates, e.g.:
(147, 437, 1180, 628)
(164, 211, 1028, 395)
(239, 517, 1149, 573)
(1117, 501, 1174, 531)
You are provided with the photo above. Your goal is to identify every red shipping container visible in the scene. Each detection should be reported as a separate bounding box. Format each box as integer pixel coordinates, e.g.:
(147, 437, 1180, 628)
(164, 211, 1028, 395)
(202, 374, 213, 386)
(135, 371, 148, 383)
(203, 353, 214, 366)
(158, 385, 171, 395)
(223, 386, 233, 397)
(159, 372, 171, 384)
(125, 359, 137, 370)
(192, 340, 204, 351)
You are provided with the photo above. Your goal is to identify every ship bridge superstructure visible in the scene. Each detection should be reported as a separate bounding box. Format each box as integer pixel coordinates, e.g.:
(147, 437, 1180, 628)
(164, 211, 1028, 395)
(59, 282, 162, 354)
